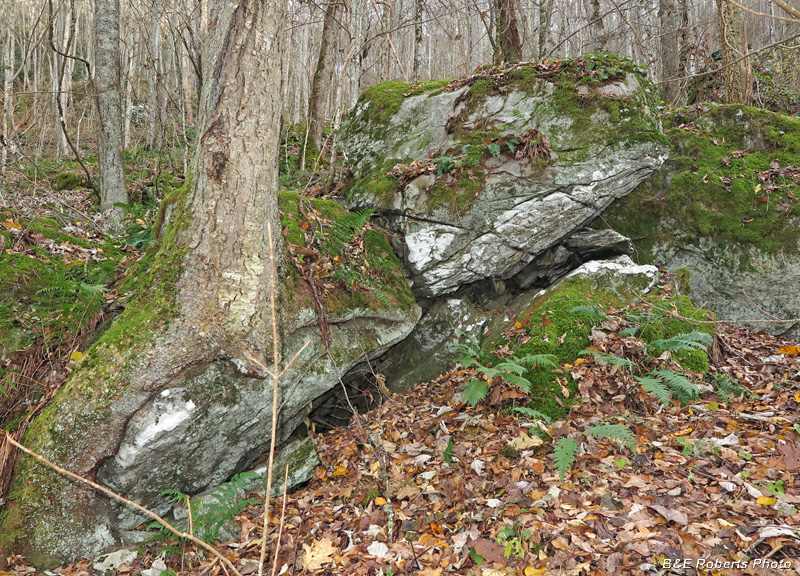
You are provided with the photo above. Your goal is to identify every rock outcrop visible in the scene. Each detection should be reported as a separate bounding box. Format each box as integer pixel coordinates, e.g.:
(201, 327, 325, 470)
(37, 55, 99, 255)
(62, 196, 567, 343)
(340, 58, 668, 298)
(600, 104, 800, 338)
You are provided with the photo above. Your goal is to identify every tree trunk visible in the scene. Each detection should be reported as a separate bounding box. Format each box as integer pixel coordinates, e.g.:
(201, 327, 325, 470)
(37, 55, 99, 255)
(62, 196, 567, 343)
(659, 0, 681, 105)
(715, 0, 753, 105)
(308, 0, 343, 153)
(412, 0, 424, 80)
(584, 0, 605, 51)
(94, 0, 127, 217)
(538, 0, 553, 59)
(0, 0, 286, 564)
(496, 0, 523, 63)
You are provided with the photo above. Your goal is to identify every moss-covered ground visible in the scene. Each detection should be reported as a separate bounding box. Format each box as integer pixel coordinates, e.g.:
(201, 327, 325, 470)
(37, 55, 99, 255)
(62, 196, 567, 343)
(600, 104, 800, 263)
(473, 270, 714, 421)
(277, 190, 415, 316)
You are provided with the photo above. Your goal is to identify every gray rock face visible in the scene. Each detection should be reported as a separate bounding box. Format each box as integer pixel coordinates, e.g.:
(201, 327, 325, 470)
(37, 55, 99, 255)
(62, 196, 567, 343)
(653, 236, 800, 338)
(340, 74, 667, 298)
(96, 304, 419, 530)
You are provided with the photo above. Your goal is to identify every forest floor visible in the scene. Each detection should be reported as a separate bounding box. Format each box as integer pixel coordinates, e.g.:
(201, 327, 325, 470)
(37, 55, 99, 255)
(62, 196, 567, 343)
(7, 318, 800, 576)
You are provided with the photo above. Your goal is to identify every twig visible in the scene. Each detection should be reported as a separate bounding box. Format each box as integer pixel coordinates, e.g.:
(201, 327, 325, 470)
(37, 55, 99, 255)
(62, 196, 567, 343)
(741, 289, 780, 321)
(270, 464, 290, 576)
(255, 223, 311, 576)
(2, 431, 243, 576)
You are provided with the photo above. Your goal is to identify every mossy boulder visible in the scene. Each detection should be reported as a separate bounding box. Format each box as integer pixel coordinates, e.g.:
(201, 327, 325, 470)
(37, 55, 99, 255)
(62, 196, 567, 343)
(0, 190, 419, 565)
(599, 104, 800, 338)
(339, 55, 668, 298)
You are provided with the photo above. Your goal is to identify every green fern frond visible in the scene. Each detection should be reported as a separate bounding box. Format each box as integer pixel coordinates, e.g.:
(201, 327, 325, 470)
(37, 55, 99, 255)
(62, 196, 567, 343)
(570, 302, 608, 322)
(502, 373, 532, 393)
(512, 353, 559, 370)
(553, 437, 579, 481)
(707, 373, 751, 404)
(320, 209, 375, 257)
(494, 360, 527, 375)
(649, 330, 712, 355)
(463, 379, 489, 406)
(585, 424, 636, 452)
(636, 375, 672, 406)
(511, 407, 553, 423)
(651, 369, 699, 403)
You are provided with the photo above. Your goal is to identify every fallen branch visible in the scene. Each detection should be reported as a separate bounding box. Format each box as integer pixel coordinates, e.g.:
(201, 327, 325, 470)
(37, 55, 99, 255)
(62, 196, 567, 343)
(1, 431, 244, 576)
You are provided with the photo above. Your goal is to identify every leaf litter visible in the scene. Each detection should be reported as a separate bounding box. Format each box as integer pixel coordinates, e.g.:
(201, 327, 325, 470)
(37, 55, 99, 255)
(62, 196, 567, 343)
(10, 302, 800, 576)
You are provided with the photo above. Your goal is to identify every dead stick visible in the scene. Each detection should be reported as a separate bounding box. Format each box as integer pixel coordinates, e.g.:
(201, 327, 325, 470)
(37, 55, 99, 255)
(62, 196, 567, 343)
(270, 464, 290, 576)
(2, 431, 243, 576)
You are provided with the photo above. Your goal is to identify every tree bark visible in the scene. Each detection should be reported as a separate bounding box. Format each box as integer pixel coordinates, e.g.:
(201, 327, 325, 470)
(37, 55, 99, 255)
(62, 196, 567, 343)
(659, 0, 681, 105)
(308, 0, 343, 153)
(538, 0, 553, 59)
(94, 0, 127, 217)
(412, 0, 424, 80)
(496, 0, 523, 63)
(0, 0, 285, 564)
(715, 0, 753, 105)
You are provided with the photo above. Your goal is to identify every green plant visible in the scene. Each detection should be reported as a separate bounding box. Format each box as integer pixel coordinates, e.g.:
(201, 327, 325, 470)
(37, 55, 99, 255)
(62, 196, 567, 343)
(553, 437, 579, 481)
(155, 472, 259, 544)
(552, 423, 637, 481)
(571, 302, 609, 322)
(319, 208, 375, 258)
(647, 330, 713, 356)
(116, 202, 156, 250)
(444, 436, 456, 464)
(31, 269, 107, 349)
(496, 522, 532, 558)
(707, 373, 751, 404)
(766, 480, 785, 496)
(675, 437, 694, 456)
(461, 353, 558, 407)
(636, 369, 699, 406)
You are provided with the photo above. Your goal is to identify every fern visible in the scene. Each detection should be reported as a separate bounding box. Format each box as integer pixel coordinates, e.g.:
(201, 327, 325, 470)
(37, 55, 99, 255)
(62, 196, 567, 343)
(195, 472, 259, 542)
(511, 406, 553, 423)
(319, 209, 374, 257)
(156, 472, 259, 544)
(707, 373, 751, 404)
(585, 424, 636, 451)
(454, 329, 492, 366)
(570, 302, 608, 322)
(636, 375, 672, 406)
(508, 353, 559, 370)
(649, 330, 712, 355)
(552, 437, 579, 481)
(463, 379, 489, 407)
(651, 369, 699, 404)
(32, 271, 106, 347)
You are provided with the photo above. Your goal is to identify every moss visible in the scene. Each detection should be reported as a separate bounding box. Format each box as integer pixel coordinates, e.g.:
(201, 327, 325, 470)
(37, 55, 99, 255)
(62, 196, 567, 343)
(601, 104, 800, 260)
(0, 183, 194, 561)
(52, 172, 85, 191)
(360, 79, 452, 124)
(636, 295, 715, 373)
(509, 276, 637, 420)
(674, 268, 691, 294)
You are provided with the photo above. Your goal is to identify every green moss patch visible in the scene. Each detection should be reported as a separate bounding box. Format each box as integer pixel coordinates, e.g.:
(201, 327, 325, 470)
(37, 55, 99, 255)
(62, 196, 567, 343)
(600, 104, 800, 261)
(278, 191, 414, 315)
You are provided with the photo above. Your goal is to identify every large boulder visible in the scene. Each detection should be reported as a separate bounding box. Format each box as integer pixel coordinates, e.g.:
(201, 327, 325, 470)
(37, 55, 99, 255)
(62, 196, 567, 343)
(0, 192, 420, 565)
(599, 104, 800, 338)
(340, 56, 669, 298)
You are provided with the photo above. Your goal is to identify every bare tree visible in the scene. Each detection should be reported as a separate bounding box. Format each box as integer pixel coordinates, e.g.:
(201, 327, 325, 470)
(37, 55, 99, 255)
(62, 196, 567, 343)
(716, 0, 753, 104)
(308, 0, 343, 153)
(0, 0, 287, 562)
(94, 0, 127, 217)
(496, 0, 524, 63)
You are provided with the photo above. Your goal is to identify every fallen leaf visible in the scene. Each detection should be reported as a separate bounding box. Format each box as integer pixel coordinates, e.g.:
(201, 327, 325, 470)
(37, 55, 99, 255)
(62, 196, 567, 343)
(302, 537, 336, 571)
